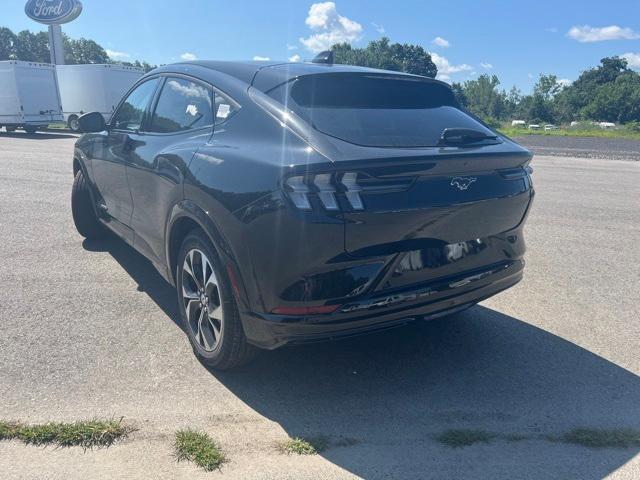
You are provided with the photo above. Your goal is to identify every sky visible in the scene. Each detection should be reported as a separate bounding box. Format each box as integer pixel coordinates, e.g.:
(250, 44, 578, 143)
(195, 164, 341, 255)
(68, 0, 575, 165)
(5, 0, 640, 92)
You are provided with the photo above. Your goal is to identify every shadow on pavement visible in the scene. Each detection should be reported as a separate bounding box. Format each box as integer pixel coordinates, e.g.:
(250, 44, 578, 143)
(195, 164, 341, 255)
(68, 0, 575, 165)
(0, 131, 78, 140)
(86, 235, 640, 479)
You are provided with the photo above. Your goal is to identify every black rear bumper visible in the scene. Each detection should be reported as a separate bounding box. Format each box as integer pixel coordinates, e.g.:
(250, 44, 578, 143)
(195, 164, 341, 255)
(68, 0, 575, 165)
(241, 259, 523, 349)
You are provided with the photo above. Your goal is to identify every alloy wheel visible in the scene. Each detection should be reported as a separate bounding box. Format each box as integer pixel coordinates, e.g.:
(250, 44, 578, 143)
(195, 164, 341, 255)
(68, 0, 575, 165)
(182, 249, 223, 352)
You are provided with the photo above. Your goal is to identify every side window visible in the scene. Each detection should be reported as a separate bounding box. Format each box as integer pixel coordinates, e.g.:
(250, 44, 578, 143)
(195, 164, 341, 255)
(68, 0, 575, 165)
(149, 78, 213, 133)
(111, 78, 159, 131)
(214, 91, 239, 125)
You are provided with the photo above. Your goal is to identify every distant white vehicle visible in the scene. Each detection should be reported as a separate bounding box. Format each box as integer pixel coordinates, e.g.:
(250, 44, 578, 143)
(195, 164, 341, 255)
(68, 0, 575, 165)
(570, 121, 580, 127)
(598, 121, 616, 130)
(56, 64, 144, 131)
(544, 124, 558, 131)
(0, 60, 63, 134)
(528, 124, 541, 130)
(511, 120, 526, 127)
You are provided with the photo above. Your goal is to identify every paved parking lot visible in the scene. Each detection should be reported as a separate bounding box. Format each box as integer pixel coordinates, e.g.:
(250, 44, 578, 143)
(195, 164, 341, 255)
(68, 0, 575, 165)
(1, 132, 639, 479)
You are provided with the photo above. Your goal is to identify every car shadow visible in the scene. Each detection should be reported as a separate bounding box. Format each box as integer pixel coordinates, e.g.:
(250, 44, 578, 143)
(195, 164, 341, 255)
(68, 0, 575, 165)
(85, 235, 640, 479)
(0, 130, 78, 140)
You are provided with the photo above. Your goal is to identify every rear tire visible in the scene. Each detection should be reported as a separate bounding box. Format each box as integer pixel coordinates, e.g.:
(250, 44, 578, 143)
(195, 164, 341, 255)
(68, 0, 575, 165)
(176, 230, 258, 370)
(24, 126, 38, 134)
(71, 169, 105, 240)
(68, 115, 80, 132)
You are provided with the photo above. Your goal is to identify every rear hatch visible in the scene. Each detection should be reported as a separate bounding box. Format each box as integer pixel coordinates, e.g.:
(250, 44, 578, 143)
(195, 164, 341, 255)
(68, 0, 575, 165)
(266, 71, 533, 286)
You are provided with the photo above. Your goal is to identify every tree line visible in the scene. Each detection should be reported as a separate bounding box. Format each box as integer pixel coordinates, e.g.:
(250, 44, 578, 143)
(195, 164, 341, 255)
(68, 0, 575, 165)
(0, 26, 155, 71)
(2, 27, 638, 125)
(331, 38, 640, 126)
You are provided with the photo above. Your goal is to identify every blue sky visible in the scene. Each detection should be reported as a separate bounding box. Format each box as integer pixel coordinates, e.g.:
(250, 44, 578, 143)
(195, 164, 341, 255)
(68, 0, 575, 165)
(5, 0, 640, 92)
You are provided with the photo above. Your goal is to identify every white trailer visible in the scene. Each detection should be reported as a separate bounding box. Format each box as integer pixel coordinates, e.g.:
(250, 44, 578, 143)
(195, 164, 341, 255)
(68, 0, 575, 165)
(0, 60, 63, 134)
(56, 64, 143, 131)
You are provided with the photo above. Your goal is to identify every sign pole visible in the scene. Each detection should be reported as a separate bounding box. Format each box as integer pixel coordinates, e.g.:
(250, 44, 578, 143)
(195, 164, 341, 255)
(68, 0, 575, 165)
(47, 25, 65, 65)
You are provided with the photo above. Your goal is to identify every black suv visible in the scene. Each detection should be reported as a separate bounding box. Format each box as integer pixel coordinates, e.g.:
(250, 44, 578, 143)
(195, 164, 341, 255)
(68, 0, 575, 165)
(72, 60, 534, 369)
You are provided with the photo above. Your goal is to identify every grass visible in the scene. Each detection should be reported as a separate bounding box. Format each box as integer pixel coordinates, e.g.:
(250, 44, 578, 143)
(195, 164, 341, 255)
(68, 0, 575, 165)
(277, 435, 329, 455)
(174, 429, 226, 472)
(555, 428, 640, 449)
(0, 418, 134, 449)
(499, 125, 640, 141)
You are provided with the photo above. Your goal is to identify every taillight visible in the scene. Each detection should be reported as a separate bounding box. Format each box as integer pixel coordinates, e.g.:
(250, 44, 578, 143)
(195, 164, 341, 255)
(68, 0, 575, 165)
(284, 172, 364, 211)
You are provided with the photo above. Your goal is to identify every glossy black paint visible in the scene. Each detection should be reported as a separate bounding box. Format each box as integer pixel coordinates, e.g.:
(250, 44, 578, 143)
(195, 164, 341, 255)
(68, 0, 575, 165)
(74, 60, 534, 350)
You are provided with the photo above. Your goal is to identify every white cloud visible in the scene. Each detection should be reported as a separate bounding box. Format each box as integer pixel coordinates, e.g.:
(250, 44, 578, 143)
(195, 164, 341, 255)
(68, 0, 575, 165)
(289, 54, 302, 62)
(567, 25, 640, 42)
(287, 44, 298, 51)
(438, 74, 450, 82)
(180, 52, 197, 61)
(372, 22, 385, 34)
(622, 52, 640, 69)
(106, 49, 130, 60)
(253, 56, 271, 61)
(431, 52, 472, 80)
(431, 36, 450, 48)
(557, 78, 573, 87)
(300, 2, 363, 52)
(480, 62, 493, 69)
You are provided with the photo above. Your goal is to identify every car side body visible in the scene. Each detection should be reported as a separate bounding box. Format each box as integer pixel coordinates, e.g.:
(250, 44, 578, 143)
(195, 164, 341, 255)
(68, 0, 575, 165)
(73, 60, 534, 360)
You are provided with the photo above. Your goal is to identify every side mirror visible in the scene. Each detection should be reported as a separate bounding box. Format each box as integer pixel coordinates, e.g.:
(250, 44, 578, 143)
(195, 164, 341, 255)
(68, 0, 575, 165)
(77, 112, 107, 133)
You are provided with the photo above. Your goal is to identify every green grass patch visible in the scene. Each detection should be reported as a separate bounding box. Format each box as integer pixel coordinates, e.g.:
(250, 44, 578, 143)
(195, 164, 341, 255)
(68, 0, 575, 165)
(277, 435, 328, 455)
(499, 126, 640, 141)
(174, 429, 226, 472)
(556, 428, 640, 449)
(435, 429, 496, 448)
(0, 419, 134, 449)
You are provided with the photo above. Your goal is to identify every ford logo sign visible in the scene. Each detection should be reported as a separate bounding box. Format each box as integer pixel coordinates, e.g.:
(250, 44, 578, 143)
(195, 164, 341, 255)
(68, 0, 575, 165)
(25, 0, 83, 25)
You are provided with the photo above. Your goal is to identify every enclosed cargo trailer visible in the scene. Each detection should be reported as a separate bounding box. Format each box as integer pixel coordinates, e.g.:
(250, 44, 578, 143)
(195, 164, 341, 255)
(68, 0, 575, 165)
(56, 64, 144, 131)
(0, 61, 63, 134)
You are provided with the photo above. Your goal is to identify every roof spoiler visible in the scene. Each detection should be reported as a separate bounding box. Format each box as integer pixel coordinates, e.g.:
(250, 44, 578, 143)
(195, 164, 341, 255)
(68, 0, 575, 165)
(312, 50, 334, 64)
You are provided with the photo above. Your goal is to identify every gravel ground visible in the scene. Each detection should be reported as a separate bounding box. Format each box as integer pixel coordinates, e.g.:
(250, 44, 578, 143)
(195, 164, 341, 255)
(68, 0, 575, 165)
(0, 131, 639, 479)
(514, 135, 640, 161)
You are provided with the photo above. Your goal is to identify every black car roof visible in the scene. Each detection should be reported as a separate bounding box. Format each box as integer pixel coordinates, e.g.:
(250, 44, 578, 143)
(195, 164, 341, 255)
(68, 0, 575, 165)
(175, 60, 434, 93)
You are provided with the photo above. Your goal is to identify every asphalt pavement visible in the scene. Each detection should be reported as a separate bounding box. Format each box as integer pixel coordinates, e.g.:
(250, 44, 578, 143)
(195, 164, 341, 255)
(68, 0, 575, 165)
(514, 134, 640, 161)
(1, 131, 639, 479)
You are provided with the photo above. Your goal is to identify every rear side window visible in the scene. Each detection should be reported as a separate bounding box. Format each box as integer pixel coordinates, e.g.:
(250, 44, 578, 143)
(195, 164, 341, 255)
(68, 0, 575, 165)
(149, 78, 213, 133)
(269, 73, 495, 147)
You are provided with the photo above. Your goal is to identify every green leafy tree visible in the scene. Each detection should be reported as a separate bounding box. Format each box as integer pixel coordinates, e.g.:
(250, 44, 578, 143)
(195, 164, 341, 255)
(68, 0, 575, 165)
(332, 37, 437, 78)
(63, 36, 109, 64)
(581, 72, 640, 123)
(0, 27, 17, 60)
(15, 30, 50, 62)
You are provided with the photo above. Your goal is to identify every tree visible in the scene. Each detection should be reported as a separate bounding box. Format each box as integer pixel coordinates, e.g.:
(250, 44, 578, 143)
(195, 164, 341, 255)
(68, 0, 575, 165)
(0, 27, 17, 60)
(455, 74, 509, 122)
(15, 30, 50, 62)
(63, 36, 109, 64)
(582, 72, 640, 123)
(554, 56, 631, 121)
(332, 37, 437, 78)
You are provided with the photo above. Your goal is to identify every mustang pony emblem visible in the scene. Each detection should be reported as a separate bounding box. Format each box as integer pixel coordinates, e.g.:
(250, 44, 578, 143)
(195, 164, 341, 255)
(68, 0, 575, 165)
(450, 176, 477, 191)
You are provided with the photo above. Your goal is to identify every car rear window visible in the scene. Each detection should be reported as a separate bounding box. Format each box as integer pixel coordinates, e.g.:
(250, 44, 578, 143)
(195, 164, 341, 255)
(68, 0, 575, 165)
(268, 73, 495, 147)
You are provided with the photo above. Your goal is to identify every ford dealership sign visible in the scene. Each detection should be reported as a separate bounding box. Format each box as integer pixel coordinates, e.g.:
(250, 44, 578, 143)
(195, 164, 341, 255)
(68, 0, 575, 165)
(25, 0, 83, 25)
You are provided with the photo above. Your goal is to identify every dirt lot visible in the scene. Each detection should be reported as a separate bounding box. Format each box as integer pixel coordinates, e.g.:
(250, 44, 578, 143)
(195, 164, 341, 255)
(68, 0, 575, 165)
(1, 132, 639, 479)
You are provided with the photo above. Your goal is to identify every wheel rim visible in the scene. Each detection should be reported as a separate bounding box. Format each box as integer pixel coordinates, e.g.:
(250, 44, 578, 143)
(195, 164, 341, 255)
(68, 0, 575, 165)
(70, 117, 79, 131)
(182, 249, 223, 352)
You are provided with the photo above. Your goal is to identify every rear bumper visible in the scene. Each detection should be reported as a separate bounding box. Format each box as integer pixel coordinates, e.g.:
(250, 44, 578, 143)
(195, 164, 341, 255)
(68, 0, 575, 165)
(241, 259, 523, 349)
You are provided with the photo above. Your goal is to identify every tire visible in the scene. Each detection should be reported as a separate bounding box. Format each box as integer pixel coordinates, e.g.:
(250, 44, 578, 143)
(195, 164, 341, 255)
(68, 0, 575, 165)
(24, 126, 38, 134)
(68, 115, 80, 132)
(176, 230, 257, 369)
(71, 169, 105, 240)
(5, 126, 17, 133)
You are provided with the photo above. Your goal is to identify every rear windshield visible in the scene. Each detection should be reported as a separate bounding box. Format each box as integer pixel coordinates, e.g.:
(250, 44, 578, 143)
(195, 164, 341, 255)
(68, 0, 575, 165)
(268, 73, 495, 147)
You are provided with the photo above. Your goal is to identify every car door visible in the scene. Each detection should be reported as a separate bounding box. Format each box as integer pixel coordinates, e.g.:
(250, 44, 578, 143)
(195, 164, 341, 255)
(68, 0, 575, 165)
(126, 76, 216, 266)
(91, 77, 160, 240)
